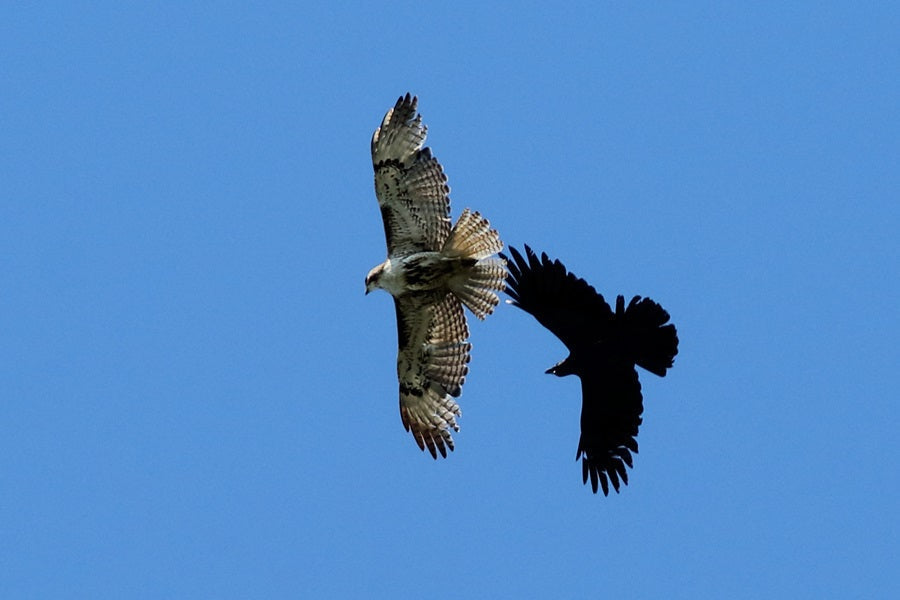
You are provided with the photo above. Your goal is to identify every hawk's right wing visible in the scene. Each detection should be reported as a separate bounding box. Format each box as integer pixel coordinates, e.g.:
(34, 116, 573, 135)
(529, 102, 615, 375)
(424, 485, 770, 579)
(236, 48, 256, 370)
(372, 94, 453, 257)
(394, 292, 471, 458)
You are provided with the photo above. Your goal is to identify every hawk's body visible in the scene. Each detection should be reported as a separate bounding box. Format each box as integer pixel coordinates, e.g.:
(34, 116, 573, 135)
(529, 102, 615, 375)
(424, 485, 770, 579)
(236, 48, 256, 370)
(366, 94, 505, 458)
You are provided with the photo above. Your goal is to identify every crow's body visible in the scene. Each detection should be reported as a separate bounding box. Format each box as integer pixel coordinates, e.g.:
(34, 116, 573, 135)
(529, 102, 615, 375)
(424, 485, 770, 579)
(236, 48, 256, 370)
(503, 245, 678, 494)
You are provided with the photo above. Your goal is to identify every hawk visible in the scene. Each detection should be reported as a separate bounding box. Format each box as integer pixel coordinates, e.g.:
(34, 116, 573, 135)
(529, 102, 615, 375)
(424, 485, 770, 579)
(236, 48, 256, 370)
(366, 94, 506, 458)
(503, 245, 678, 494)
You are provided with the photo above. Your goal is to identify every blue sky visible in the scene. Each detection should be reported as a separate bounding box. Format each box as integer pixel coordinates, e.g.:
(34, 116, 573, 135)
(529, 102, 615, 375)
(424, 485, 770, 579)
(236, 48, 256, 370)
(2, 3, 898, 598)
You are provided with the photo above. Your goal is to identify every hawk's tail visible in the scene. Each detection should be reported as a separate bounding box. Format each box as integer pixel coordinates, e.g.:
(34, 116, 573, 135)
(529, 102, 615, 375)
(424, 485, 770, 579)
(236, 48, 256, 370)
(443, 209, 507, 320)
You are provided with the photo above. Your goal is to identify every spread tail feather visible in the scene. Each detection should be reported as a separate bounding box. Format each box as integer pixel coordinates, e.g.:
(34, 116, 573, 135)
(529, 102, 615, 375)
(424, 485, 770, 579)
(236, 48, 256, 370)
(619, 295, 679, 377)
(443, 209, 506, 319)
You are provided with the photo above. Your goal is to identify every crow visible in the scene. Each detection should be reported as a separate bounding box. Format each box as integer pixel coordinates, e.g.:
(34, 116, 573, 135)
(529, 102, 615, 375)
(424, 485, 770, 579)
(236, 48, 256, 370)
(502, 245, 678, 495)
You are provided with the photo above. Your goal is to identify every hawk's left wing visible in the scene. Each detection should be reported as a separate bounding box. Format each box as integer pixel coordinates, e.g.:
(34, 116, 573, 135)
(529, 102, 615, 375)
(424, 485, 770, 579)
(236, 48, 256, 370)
(394, 292, 471, 458)
(372, 93, 452, 256)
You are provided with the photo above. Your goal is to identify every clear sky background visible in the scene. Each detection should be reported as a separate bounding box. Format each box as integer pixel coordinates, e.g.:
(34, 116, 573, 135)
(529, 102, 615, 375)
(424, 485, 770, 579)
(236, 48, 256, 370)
(2, 3, 898, 598)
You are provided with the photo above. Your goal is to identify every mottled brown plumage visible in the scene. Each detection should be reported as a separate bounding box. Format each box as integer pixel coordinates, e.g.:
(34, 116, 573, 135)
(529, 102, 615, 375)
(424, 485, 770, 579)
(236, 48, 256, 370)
(366, 94, 506, 457)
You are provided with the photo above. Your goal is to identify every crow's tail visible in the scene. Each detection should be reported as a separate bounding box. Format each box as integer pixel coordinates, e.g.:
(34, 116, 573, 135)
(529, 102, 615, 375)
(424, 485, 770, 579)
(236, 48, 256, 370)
(618, 295, 679, 377)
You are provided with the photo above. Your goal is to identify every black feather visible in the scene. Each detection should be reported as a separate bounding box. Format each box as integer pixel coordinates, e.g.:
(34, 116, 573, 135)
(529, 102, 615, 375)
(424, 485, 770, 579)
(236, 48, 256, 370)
(504, 245, 678, 495)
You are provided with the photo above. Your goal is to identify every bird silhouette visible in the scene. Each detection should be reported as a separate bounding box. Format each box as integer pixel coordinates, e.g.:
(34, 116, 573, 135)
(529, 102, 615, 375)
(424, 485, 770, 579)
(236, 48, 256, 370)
(502, 245, 678, 495)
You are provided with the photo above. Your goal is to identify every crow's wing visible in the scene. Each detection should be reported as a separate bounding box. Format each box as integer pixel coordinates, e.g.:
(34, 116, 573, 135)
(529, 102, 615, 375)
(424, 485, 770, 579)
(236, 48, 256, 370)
(502, 245, 613, 351)
(577, 364, 644, 495)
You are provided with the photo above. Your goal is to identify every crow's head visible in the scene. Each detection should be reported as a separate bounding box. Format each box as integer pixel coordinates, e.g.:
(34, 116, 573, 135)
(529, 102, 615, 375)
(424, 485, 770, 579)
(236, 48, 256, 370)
(545, 357, 577, 378)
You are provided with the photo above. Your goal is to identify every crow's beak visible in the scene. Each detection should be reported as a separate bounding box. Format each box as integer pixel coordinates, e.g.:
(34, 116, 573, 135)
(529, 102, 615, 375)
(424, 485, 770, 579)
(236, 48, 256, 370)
(544, 366, 556, 375)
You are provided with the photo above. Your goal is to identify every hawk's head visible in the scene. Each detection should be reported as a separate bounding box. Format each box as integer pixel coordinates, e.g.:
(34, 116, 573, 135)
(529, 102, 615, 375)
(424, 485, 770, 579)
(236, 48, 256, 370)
(365, 263, 385, 295)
